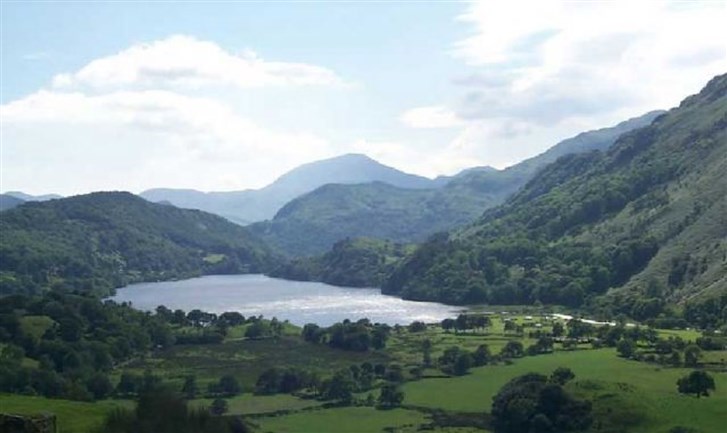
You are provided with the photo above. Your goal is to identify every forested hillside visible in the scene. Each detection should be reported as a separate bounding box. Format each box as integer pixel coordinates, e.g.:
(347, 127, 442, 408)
(0, 192, 275, 295)
(251, 112, 661, 257)
(383, 74, 727, 326)
(270, 238, 414, 287)
(251, 181, 496, 257)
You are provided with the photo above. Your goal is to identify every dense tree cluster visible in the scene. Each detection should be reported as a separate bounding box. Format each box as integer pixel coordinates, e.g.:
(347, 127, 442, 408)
(302, 319, 390, 351)
(491, 370, 592, 433)
(94, 388, 247, 433)
(677, 371, 716, 398)
(0, 291, 271, 401)
(0, 292, 175, 400)
(440, 314, 492, 334)
(683, 294, 727, 330)
(254, 368, 319, 395)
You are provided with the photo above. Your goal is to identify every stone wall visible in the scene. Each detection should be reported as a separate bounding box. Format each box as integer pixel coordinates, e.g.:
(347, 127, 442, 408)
(0, 414, 56, 433)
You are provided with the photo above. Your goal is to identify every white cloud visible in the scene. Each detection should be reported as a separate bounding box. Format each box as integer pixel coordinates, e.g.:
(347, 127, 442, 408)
(2, 89, 333, 193)
(393, 0, 727, 174)
(51, 34, 343, 90)
(451, 1, 727, 123)
(400, 105, 464, 129)
(0, 35, 349, 195)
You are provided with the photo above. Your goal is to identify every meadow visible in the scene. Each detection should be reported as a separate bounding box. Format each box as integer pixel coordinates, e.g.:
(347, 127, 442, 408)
(403, 349, 727, 433)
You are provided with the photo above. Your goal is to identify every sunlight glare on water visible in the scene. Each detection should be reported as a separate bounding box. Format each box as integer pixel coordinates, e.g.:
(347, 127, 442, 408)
(109, 274, 462, 326)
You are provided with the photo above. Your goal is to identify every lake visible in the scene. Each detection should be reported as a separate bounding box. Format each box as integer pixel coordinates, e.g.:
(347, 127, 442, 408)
(109, 274, 462, 326)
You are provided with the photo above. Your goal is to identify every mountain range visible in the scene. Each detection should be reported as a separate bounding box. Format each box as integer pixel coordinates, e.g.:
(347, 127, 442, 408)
(1, 73, 724, 328)
(0, 191, 63, 212)
(140, 153, 437, 225)
(254, 111, 663, 257)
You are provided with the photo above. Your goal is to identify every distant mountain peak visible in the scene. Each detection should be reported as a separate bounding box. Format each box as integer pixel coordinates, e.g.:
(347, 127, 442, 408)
(4, 191, 63, 202)
(141, 153, 436, 224)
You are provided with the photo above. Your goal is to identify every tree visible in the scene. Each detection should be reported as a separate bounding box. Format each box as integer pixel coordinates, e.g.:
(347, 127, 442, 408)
(668, 350, 682, 367)
(422, 339, 433, 367)
(453, 353, 473, 376)
(550, 367, 575, 385)
(218, 375, 241, 397)
(491, 371, 592, 433)
(551, 322, 564, 338)
(474, 315, 492, 332)
(322, 370, 355, 404)
(408, 321, 427, 333)
(677, 371, 715, 398)
(616, 339, 637, 358)
(500, 341, 524, 359)
(245, 320, 270, 339)
(219, 312, 245, 327)
(182, 375, 198, 399)
(116, 372, 141, 397)
(210, 398, 229, 415)
(95, 389, 245, 433)
(441, 318, 455, 333)
(455, 314, 470, 334)
(86, 373, 113, 400)
(302, 323, 323, 343)
(684, 344, 701, 367)
(473, 344, 491, 366)
(377, 383, 404, 409)
(567, 319, 593, 339)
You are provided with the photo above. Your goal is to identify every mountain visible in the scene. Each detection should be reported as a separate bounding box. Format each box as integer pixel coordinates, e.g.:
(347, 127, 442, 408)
(251, 179, 503, 257)
(252, 111, 662, 257)
(0, 192, 276, 296)
(444, 110, 665, 200)
(5, 191, 63, 201)
(0, 194, 24, 211)
(140, 153, 437, 224)
(382, 73, 727, 325)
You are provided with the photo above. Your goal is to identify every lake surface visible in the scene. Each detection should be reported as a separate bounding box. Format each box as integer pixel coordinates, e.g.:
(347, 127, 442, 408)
(110, 274, 462, 326)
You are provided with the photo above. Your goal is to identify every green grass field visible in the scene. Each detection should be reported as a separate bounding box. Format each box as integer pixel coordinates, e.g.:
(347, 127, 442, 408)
(122, 335, 388, 390)
(191, 393, 322, 415)
(254, 406, 429, 433)
(403, 349, 727, 433)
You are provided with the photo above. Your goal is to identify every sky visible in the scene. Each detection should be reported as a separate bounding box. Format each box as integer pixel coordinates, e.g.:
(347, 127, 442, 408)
(1, 1, 726, 196)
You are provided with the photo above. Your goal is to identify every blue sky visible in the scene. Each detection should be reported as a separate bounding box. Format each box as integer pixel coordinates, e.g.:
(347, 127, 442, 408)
(2, 1, 725, 195)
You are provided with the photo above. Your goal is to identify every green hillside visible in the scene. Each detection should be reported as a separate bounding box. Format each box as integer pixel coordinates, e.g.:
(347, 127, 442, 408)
(251, 181, 496, 257)
(0, 192, 275, 295)
(270, 238, 415, 287)
(382, 74, 727, 326)
(251, 112, 660, 257)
